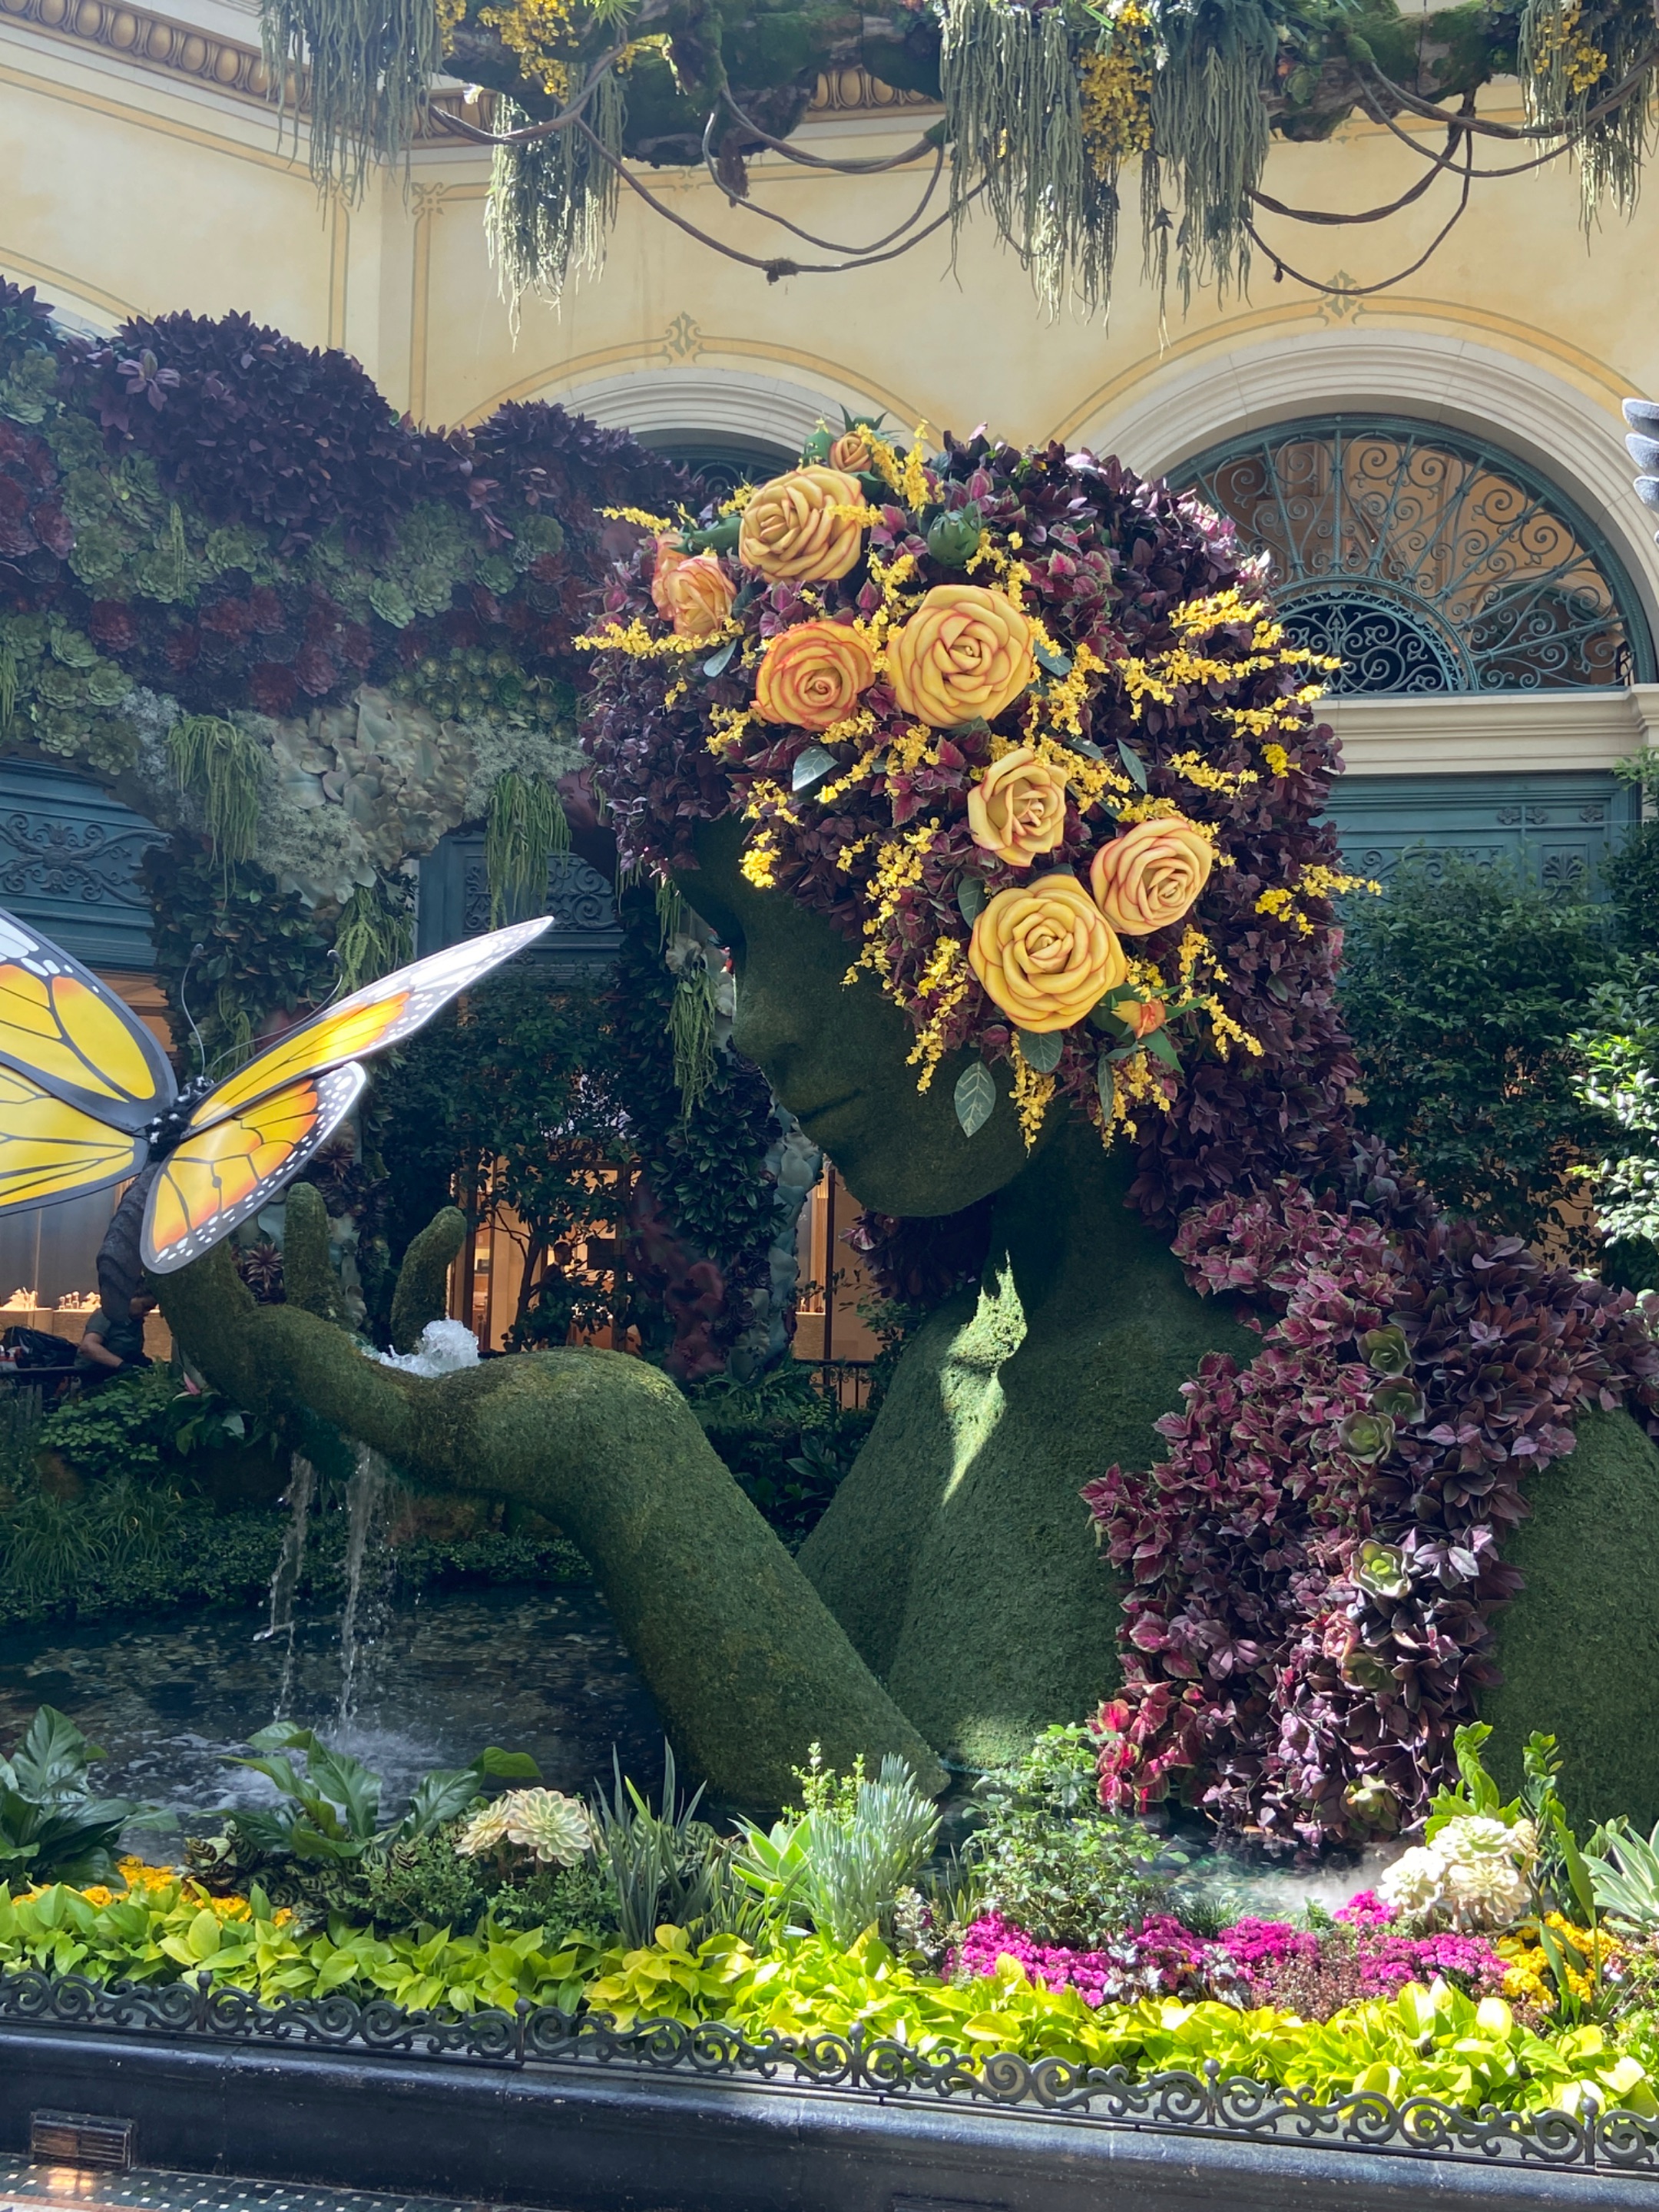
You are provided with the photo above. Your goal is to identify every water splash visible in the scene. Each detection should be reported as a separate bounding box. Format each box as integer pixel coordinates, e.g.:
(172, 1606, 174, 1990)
(254, 1452, 315, 1719)
(337, 1444, 392, 1727)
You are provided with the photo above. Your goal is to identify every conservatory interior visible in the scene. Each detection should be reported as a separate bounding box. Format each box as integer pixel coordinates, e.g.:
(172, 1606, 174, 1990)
(6, 0, 1659, 2203)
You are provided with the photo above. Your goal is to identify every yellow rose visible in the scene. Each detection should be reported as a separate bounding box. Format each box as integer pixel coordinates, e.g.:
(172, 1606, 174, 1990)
(753, 620, 876, 730)
(738, 467, 866, 584)
(888, 585, 1035, 730)
(966, 745, 1069, 867)
(829, 429, 874, 472)
(969, 873, 1128, 1033)
(651, 541, 735, 640)
(1088, 815, 1214, 936)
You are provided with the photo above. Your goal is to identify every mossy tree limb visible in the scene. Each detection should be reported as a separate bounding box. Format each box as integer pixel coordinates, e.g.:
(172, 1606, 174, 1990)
(155, 1221, 945, 1807)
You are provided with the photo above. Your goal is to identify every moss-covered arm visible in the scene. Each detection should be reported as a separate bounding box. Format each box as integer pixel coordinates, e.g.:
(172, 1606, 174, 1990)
(155, 1206, 945, 1808)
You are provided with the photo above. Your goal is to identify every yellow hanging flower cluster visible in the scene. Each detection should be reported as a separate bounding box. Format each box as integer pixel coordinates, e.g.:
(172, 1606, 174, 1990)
(1078, 2, 1156, 179)
(1532, 2, 1611, 93)
(480, 0, 577, 98)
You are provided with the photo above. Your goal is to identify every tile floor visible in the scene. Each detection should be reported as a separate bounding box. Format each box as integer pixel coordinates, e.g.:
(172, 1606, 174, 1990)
(0, 2155, 523, 2212)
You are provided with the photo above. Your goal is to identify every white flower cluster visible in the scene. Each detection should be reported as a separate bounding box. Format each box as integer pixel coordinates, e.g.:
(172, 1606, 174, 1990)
(455, 1788, 594, 1868)
(1377, 1814, 1538, 1932)
(368, 1318, 481, 1377)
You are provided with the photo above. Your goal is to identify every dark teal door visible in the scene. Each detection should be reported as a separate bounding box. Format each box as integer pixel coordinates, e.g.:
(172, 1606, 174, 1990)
(1323, 770, 1640, 897)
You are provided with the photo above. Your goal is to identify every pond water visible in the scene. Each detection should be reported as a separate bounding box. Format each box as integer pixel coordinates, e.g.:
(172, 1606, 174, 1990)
(0, 1578, 1400, 1917)
(0, 1581, 668, 1844)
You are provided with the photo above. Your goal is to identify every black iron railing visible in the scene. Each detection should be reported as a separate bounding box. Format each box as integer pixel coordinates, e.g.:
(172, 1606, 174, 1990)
(2, 1969, 1656, 2175)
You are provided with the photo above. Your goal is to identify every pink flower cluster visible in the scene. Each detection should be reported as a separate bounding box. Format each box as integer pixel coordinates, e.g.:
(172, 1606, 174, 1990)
(954, 1905, 1502, 2012)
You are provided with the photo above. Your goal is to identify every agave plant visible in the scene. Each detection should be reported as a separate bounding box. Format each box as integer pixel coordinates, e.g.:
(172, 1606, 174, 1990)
(0, 1705, 144, 1887)
(733, 1752, 939, 1948)
(1584, 1819, 1659, 1930)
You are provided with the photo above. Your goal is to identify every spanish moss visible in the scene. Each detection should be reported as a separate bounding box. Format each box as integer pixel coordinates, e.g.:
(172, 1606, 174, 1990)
(485, 770, 570, 928)
(1146, 0, 1277, 306)
(668, 954, 720, 1117)
(334, 876, 416, 991)
(940, 0, 1120, 316)
(1519, 0, 1657, 220)
(167, 714, 263, 880)
(485, 72, 626, 308)
(260, 0, 444, 198)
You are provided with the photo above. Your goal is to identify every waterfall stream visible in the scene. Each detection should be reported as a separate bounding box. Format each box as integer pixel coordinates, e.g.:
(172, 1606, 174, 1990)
(253, 1451, 316, 1719)
(336, 1445, 392, 1727)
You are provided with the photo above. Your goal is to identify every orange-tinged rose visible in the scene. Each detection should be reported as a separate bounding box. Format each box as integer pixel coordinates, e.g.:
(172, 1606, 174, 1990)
(969, 873, 1128, 1032)
(1089, 815, 1214, 936)
(753, 619, 876, 730)
(1123, 997, 1167, 1040)
(888, 585, 1035, 730)
(738, 467, 865, 584)
(829, 429, 873, 472)
(651, 541, 735, 639)
(967, 745, 1068, 867)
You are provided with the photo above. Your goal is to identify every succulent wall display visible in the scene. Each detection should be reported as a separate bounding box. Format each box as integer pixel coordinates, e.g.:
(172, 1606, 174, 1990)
(0, 277, 680, 1032)
(263, 0, 1658, 308)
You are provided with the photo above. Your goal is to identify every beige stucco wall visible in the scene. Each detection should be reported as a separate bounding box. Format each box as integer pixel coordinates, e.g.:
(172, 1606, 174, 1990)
(3, 1, 1658, 711)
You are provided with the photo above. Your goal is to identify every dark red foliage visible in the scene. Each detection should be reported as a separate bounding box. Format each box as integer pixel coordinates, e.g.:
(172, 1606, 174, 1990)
(0, 278, 684, 717)
(1085, 1176, 1659, 1847)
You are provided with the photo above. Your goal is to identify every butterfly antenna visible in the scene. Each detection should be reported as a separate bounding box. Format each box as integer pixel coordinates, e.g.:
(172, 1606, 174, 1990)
(177, 942, 210, 1079)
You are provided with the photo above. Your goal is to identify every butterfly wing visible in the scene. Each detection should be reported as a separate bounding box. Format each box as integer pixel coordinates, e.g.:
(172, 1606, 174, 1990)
(142, 1064, 366, 1273)
(0, 1063, 146, 1214)
(189, 916, 554, 1132)
(0, 909, 174, 1132)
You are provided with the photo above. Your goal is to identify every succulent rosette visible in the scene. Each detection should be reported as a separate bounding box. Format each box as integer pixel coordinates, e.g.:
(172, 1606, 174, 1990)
(582, 426, 1358, 1155)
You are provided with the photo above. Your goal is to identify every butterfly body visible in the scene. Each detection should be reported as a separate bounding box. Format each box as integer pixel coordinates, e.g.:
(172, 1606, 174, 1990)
(0, 909, 553, 1275)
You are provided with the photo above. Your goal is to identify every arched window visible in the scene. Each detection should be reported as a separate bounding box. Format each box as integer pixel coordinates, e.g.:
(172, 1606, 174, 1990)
(638, 434, 795, 503)
(1180, 416, 1654, 694)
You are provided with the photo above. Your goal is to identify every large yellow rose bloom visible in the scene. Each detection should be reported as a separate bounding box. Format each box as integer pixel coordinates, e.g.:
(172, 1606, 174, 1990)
(753, 620, 876, 730)
(1089, 815, 1214, 936)
(738, 467, 865, 584)
(969, 873, 1128, 1032)
(966, 745, 1068, 867)
(888, 585, 1035, 730)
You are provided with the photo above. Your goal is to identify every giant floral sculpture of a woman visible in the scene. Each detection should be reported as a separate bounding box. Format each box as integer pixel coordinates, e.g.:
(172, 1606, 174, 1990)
(161, 429, 1659, 1841)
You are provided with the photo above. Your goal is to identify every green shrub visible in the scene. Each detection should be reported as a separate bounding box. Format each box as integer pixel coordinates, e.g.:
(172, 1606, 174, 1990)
(1607, 820, 1659, 959)
(0, 1707, 143, 1887)
(1572, 964, 1659, 1289)
(967, 1724, 1169, 1947)
(1337, 858, 1616, 1254)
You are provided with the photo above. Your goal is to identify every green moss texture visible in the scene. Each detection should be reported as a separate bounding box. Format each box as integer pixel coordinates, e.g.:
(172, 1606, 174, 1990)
(157, 1214, 944, 1811)
(1484, 1406, 1659, 1833)
(796, 1128, 1260, 1767)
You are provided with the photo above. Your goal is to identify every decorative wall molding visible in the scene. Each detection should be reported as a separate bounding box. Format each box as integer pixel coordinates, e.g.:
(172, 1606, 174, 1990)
(1327, 684, 1659, 776)
(546, 363, 894, 457)
(1075, 326, 1659, 657)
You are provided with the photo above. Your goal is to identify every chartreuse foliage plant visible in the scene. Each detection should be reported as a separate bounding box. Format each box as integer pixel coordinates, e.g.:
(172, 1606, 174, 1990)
(2, 1874, 1653, 2121)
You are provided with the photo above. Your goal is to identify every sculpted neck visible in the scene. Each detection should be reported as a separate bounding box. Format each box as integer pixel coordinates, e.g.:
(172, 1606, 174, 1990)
(984, 1111, 1190, 1335)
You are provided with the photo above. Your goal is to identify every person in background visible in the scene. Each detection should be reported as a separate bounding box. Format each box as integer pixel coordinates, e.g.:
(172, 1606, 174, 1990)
(75, 1290, 157, 1387)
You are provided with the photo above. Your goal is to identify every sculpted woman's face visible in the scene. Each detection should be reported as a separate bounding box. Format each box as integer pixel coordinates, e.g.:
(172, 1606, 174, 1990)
(675, 816, 1031, 1216)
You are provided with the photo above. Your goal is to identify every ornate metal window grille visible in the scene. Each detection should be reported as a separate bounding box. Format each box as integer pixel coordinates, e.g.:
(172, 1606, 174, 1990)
(640, 436, 796, 504)
(1180, 416, 1654, 694)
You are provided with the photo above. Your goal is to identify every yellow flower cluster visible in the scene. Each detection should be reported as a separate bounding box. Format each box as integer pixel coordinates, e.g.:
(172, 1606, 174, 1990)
(1256, 862, 1380, 935)
(1011, 1045, 1058, 1146)
(1532, 2, 1611, 93)
(481, 0, 576, 98)
(906, 936, 972, 1091)
(1498, 1916, 1623, 2010)
(1168, 750, 1259, 798)
(1078, 2, 1156, 179)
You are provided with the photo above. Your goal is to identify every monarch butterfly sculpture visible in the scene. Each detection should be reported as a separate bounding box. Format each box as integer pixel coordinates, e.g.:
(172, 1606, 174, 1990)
(0, 908, 552, 1276)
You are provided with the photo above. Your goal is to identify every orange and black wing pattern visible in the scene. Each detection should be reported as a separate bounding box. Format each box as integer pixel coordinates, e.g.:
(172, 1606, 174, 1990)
(189, 918, 553, 1132)
(142, 1064, 366, 1273)
(0, 1063, 145, 1214)
(0, 909, 174, 1131)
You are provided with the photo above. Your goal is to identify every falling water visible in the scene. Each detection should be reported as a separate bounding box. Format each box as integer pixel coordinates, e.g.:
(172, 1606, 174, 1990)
(253, 1452, 316, 1719)
(336, 1445, 391, 1727)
